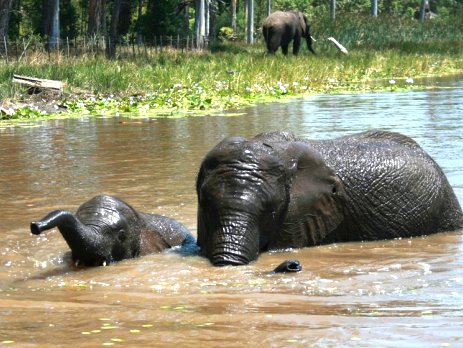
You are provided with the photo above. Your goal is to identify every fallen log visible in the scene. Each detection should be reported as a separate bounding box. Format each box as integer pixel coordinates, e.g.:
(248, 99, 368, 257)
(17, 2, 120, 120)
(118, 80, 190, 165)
(12, 74, 64, 92)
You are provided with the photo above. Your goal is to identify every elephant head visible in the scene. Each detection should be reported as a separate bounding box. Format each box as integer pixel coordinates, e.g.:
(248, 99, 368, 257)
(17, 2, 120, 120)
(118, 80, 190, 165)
(31, 195, 194, 266)
(196, 134, 346, 266)
(294, 11, 315, 54)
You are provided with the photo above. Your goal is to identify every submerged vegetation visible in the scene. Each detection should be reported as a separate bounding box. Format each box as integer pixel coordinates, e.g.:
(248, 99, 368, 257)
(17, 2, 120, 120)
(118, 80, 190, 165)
(1, 16, 462, 121)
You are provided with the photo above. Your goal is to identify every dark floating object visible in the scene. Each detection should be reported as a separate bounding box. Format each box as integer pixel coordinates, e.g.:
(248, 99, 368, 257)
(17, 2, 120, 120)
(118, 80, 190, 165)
(273, 259, 302, 273)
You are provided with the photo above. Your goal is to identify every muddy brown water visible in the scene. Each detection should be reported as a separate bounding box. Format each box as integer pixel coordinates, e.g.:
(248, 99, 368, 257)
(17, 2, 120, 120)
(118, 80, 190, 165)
(1, 77, 462, 347)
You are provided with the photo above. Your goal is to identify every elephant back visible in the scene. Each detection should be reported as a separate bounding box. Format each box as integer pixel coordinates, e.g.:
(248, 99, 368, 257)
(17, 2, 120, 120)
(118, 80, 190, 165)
(311, 130, 461, 239)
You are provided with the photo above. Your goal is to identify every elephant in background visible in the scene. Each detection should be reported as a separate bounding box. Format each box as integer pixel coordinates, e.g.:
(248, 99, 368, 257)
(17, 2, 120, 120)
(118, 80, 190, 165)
(31, 195, 197, 266)
(263, 11, 315, 55)
(196, 130, 463, 266)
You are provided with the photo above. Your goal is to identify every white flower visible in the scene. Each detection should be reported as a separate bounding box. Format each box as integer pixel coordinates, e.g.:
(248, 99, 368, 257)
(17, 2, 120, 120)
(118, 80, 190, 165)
(405, 77, 414, 84)
(389, 79, 396, 85)
(327, 78, 337, 83)
(292, 82, 299, 86)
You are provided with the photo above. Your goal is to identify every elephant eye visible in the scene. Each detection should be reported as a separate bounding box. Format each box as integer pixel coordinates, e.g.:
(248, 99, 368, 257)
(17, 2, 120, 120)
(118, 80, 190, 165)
(117, 229, 127, 242)
(332, 186, 337, 194)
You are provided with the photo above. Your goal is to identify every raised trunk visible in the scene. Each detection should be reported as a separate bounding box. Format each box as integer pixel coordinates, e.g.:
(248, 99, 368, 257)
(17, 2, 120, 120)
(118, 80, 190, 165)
(31, 210, 104, 263)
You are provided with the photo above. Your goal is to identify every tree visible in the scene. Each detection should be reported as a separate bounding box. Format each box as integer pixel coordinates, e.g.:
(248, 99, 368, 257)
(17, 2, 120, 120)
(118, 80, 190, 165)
(107, 0, 121, 58)
(330, 0, 336, 20)
(141, 0, 183, 40)
(231, 0, 236, 31)
(246, 0, 253, 43)
(0, 0, 13, 40)
(60, 0, 78, 39)
(88, 0, 105, 36)
(195, 0, 206, 47)
(419, 0, 429, 20)
(371, 0, 378, 16)
(43, 0, 60, 48)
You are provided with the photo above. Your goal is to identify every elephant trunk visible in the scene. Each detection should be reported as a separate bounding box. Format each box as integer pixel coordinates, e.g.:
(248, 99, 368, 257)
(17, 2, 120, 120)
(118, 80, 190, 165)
(306, 34, 315, 54)
(31, 210, 104, 263)
(31, 210, 80, 235)
(209, 217, 260, 266)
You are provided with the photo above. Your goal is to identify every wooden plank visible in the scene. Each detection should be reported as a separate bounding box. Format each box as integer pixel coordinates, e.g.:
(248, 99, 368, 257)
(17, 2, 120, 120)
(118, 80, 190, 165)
(12, 74, 63, 91)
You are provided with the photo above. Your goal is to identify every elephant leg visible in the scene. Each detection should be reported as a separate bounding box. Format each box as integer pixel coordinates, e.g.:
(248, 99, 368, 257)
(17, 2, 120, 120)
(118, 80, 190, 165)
(281, 43, 289, 55)
(267, 42, 276, 54)
(266, 35, 280, 54)
(293, 36, 301, 55)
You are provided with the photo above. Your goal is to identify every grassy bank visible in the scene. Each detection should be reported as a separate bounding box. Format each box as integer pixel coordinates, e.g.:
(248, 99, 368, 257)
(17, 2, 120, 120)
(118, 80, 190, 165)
(1, 16, 462, 121)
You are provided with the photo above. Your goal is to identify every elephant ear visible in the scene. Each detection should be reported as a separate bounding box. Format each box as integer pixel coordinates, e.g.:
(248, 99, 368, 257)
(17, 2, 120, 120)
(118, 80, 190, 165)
(297, 12, 308, 34)
(276, 142, 346, 249)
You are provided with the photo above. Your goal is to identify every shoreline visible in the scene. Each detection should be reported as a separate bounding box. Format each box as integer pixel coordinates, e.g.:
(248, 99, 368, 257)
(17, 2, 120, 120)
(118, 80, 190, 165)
(1, 71, 462, 126)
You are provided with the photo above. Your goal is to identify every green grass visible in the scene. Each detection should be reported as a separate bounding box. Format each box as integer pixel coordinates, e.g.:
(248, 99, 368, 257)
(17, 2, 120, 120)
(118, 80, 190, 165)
(1, 15, 462, 121)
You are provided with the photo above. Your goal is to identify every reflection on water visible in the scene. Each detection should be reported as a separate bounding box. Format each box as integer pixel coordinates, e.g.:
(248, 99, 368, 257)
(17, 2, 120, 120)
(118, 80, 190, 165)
(1, 77, 462, 347)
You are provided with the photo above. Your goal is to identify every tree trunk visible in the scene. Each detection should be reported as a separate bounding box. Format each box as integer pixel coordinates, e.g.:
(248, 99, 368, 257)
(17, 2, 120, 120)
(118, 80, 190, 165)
(0, 0, 13, 42)
(205, 0, 209, 39)
(43, 0, 60, 49)
(88, 0, 105, 36)
(209, 0, 216, 45)
(136, 0, 143, 43)
(195, 0, 206, 48)
(106, 0, 121, 58)
(246, 0, 253, 43)
(371, 0, 378, 16)
(183, 4, 189, 35)
(231, 0, 236, 31)
(330, 0, 336, 20)
(266, 0, 271, 17)
(419, 0, 429, 21)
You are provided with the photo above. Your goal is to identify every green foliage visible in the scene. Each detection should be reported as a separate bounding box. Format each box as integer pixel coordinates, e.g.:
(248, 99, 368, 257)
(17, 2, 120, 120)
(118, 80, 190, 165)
(7, 0, 463, 44)
(218, 27, 236, 41)
(1, 15, 463, 121)
(139, 0, 183, 39)
(60, 0, 79, 39)
(312, 13, 463, 53)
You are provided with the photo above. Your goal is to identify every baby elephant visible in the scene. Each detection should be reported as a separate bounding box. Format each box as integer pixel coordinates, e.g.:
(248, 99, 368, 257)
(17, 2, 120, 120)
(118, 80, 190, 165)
(31, 195, 197, 266)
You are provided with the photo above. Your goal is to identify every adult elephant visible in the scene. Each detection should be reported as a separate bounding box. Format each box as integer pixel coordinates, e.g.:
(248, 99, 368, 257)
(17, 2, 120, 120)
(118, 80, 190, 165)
(196, 130, 463, 266)
(262, 11, 315, 55)
(31, 195, 197, 266)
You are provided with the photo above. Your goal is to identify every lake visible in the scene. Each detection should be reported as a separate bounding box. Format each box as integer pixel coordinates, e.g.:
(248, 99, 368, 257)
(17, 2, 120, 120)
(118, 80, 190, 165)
(0, 76, 462, 347)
